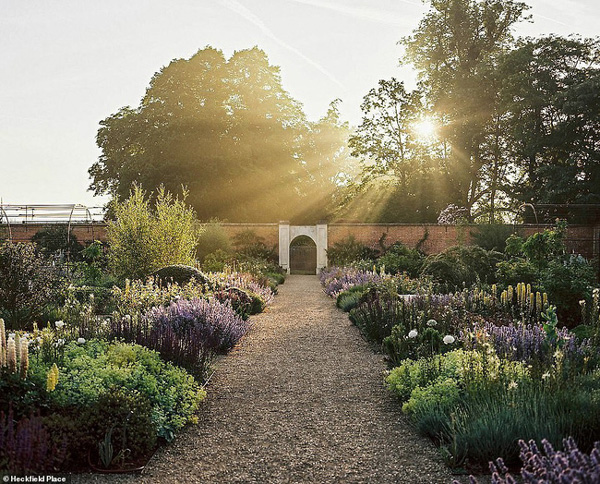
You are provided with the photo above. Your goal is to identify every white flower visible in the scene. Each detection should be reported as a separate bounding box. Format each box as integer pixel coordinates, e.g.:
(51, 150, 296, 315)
(408, 329, 418, 339)
(8, 333, 15, 340)
(443, 335, 455, 345)
(57, 338, 65, 346)
(124, 315, 131, 323)
(507, 381, 518, 390)
(55, 320, 65, 329)
(77, 337, 86, 344)
(427, 319, 437, 327)
(541, 372, 551, 380)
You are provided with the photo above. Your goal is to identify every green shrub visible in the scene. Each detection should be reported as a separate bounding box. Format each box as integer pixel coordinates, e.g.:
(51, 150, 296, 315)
(349, 291, 400, 343)
(266, 272, 285, 286)
(0, 242, 65, 329)
(245, 291, 266, 315)
(384, 348, 600, 468)
(470, 224, 515, 252)
(73, 241, 114, 287)
(326, 235, 377, 267)
(152, 265, 208, 287)
(232, 230, 277, 261)
(47, 340, 205, 442)
(86, 387, 157, 462)
(386, 350, 467, 402)
(107, 185, 198, 281)
(445, 380, 600, 467)
(420, 245, 501, 288)
(31, 225, 84, 261)
(196, 221, 231, 262)
(336, 284, 369, 312)
(402, 378, 461, 416)
(541, 257, 596, 326)
(495, 258, 539, 286)
(497, 221, 597, 326)
(376, 242, 424, 277)
(202, 249, 231, 272)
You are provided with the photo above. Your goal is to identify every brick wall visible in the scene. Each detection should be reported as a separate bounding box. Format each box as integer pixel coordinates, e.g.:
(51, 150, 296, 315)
(2, 222, 598, 260)
(220, 223, 279, 248)
(3, 223, 107, 244)
(329, 223, 598, 259)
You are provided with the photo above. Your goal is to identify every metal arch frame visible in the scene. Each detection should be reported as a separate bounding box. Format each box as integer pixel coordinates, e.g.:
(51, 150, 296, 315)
(516, 203, 539, 225)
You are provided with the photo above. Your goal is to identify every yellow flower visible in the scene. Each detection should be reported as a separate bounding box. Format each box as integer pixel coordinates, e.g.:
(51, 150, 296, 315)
(46, 363, 59, 392)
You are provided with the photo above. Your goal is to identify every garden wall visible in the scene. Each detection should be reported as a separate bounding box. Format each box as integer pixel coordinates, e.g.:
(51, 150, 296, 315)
(328, 223, 599, 259)
(220, 223, 279, 248)
(2, 222, 598, 261)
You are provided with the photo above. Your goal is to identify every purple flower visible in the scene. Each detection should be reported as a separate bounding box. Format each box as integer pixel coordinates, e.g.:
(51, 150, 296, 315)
(462, 438, 600, 484)
(320, 267, 381, 297)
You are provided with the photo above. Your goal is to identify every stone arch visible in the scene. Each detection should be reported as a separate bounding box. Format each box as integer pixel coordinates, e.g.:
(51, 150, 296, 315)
(279, 222, 327, 273)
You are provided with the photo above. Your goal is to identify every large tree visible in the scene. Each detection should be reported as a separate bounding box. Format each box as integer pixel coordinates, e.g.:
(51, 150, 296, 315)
(402, 0, 530, 219)
(498, 35, 600, 221)
(345, 78, 448, 222)
(89, 47, 348, 222)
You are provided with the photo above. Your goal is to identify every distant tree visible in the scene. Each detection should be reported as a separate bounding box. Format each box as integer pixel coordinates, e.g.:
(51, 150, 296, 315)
(402, 0, 530, 218)
(344, 78, 448, 222)
(90, 47, 349, 222)
(498, 36, 600, 220)
(297, 99, 357, 222)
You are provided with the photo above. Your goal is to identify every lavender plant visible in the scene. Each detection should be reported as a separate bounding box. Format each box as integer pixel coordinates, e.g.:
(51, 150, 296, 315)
(111, 298, 249, 379)
(458, 438, 600, 484)
(320, 267, 382, 298)
(207, 271, 274, 306)
(460, 320, 593, 377)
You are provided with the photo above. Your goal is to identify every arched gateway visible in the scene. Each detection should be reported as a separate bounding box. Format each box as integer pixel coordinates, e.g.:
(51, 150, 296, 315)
(278, 222, 327, 274)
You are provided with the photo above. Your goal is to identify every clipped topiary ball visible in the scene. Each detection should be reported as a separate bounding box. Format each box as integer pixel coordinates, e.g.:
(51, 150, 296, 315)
(152, 265, 209, 287)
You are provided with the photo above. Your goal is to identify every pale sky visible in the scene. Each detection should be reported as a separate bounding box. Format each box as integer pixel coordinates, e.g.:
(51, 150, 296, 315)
(1, 0, 598, 207)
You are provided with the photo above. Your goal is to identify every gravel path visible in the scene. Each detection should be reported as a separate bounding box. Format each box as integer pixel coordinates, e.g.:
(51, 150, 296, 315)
(74, 275, 455, 483)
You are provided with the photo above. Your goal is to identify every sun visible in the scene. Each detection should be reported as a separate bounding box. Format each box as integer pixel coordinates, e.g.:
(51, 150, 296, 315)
(412, 118, 438, 140)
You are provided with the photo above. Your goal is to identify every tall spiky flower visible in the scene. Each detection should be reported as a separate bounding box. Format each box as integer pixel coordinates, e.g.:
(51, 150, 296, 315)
(46, 363, 59, 391)
(19, 337, 29, 380)
(529, 292, 535, 314)
(7, 338, 17, 374)
(536, 292, 543, 318)
(14, 336, 21, 368)
(0, 318, 6, 367)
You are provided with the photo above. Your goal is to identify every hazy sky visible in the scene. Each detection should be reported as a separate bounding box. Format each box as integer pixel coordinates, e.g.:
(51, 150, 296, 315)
(1, 0, 599, 207)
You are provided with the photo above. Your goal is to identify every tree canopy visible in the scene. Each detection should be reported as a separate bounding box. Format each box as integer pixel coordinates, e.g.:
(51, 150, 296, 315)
(348, 0, 600, 223)
(89, 47, 352, 223)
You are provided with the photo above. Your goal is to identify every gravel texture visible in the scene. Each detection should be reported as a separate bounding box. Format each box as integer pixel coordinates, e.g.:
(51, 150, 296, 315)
(73, 275, 456, 483)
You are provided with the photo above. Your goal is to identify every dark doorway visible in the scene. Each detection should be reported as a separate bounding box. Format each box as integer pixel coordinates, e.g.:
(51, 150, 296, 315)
(290, 235, 317, 274)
